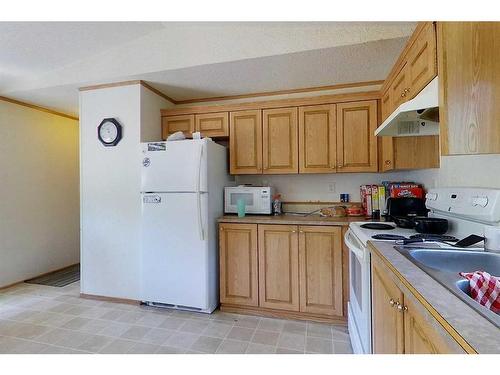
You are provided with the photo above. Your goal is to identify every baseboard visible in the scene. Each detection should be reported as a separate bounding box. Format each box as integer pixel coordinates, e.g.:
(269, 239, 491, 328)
(221, 304, 347, 325)
(80, 293, 140, 305)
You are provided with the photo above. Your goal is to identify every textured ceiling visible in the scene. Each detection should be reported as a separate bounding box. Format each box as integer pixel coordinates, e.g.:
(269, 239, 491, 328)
(0, 22, 416, 116)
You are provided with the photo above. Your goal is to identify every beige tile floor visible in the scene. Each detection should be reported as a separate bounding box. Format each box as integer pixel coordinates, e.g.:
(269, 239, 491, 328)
(0, 281, 353, 354)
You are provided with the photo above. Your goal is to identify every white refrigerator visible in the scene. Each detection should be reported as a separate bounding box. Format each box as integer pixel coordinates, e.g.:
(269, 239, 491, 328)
(140, 139, 231, 313)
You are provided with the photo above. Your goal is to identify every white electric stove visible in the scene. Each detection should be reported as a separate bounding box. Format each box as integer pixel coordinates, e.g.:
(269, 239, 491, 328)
(345, 187, 500, 354)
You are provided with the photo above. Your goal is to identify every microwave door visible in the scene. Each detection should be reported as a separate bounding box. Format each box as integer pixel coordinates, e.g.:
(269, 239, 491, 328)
(226, 191, 256, 214)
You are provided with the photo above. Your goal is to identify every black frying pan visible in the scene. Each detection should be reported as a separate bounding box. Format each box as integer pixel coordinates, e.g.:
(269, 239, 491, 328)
(413, 217, 448, 235)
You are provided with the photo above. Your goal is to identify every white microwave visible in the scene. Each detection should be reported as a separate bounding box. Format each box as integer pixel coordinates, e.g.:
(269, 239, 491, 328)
(224, 186, 274, 215)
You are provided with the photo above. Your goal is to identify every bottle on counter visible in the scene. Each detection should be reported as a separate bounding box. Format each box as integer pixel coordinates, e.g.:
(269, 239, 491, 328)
(272, 194, 282, 216)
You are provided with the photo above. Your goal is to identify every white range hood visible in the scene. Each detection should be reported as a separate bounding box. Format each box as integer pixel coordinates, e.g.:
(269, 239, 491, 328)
(375, 77, 440, 137)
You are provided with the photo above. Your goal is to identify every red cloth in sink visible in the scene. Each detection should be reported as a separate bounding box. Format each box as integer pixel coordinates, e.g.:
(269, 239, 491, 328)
(459, 271, 500, 314)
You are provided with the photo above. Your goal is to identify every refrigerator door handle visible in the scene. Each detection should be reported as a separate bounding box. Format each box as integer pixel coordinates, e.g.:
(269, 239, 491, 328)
(196, 144, 205, 241)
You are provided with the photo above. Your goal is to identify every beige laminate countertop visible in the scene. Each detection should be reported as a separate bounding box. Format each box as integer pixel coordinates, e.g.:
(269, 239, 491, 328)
(368, 241, 500, 354)
(218, 214, 369, 226)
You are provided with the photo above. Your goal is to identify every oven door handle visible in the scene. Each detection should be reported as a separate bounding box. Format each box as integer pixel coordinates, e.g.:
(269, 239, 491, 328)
(344, 229, 365, 261)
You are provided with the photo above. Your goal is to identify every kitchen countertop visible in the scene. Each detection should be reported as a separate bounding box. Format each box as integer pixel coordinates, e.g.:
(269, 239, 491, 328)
(368, 240, 500, 354)
(218, 214, 369, 226)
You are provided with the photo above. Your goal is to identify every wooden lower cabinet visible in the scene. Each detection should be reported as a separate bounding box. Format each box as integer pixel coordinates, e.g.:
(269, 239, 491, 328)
(258, 225, 299, 311)
(219, 223, 344, 321)
(219, 223, 258, 307)
(371, 252, 466, 354)
(371, 255, 405, 354)
(298, 226, 343, 316)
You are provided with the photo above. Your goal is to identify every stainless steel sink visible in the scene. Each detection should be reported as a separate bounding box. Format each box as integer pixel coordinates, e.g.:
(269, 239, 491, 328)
(395, 246, 500, 327)
(408, 249, 500, 274)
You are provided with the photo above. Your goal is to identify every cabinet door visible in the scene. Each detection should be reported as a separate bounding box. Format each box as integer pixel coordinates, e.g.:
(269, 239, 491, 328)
(195, 112, 229, 138)
(262, 108, 298, 174)
(298, 104, 336, 173)
(219, 223, 259, 306)
(258, 225, 299, 311)
(371, 255, 404, 354)
(229, 110, 263, 174)
(393, 136, 440, 169)
(407, 22, 437, 99)
(161, 115, 195, 139)
(438, 22, 500, 155)
(298, 226, 343, 316)
(381, 89, 393, 122)
(391, 63, 410, 109)
(403, 295, 465, 354)
(336, 100, 378, 172)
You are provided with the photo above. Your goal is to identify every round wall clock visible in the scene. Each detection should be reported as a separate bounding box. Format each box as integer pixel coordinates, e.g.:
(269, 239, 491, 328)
(98, 118, 122, 147)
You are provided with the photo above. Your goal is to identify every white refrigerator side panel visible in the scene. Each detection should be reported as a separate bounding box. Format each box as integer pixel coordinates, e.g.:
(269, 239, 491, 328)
(206, 141, 234, 311)
(141, 140, 207, 192)
(141, 192, 210, 310)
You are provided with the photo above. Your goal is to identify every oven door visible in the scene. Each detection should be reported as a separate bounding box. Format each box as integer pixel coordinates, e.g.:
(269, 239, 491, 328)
(344, 229, 372, 354)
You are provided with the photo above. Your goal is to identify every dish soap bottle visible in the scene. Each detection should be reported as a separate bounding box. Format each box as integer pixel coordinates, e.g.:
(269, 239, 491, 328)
(272, 194, 282, 216)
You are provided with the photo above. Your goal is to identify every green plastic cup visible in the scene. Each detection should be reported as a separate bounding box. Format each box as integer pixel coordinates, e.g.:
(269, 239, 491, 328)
(237, 199, 246, 218)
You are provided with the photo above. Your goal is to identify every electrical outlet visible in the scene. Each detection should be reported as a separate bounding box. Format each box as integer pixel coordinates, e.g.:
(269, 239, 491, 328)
(328, 183, 336, 193)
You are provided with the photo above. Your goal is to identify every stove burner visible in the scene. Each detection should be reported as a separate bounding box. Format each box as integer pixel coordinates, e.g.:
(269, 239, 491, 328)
(371, 234, 407, 241)
(360, 223, 395, 230)
(409, 234, 459, 242)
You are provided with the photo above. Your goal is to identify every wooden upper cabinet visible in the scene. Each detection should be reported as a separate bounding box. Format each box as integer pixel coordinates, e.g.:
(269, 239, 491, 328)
(262, 107, 298, 174)
(391, 63, 410, 109)
(195, 112, 229, 137)
(371, 255, 405, 354)
(298, 104, 336, 173)
(229, 110, 263, 174)
(407, 22, 437, 99)
(336, 100, 378, 172)
(298, 226, 343, 316)
(258, 225, 300, 311)
(392, 136, 440, 170)
(162, 115, 195, 139)
(438, 22, 500, 155)
(219, 223, 258, 307)
(381, 89, 392, 122)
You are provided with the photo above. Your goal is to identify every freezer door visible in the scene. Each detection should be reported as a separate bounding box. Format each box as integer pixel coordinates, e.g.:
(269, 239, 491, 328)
(141, 140, 207, 192)
(141, 192, 210, 310)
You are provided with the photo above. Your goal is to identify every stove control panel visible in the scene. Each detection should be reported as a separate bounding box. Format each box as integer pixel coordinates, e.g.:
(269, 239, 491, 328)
(426, 187, 500, 224)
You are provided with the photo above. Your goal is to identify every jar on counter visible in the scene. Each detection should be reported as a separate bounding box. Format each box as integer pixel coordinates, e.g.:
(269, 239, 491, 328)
(272, 194, 282, 215)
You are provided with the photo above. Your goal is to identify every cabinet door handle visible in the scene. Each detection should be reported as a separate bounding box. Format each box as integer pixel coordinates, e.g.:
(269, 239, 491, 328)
(396, 302, 408, 312)
(299, 231, 304, 233)
(389, 298, 396, 307)
(404, 87, 410, 93)
(385, 160, 392, 165)
(291, 230, 297, 233)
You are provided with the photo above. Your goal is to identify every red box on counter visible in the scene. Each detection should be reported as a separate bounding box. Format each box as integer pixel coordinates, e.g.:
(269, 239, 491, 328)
(389, 183, 424, 199)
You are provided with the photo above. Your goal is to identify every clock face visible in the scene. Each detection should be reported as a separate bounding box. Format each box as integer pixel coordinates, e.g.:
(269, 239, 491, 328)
(98, 118, 122, 146)
(99, 121, 118, 143)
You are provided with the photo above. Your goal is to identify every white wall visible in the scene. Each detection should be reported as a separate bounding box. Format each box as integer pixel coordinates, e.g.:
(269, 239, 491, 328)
(80, 84, 171, 300)
(237, 154, 500, 204)
(236, 171, 410, 202)
(0, 101, 79, 288)
(140, 86, 174, 142)
(402, 154, 500, 190)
